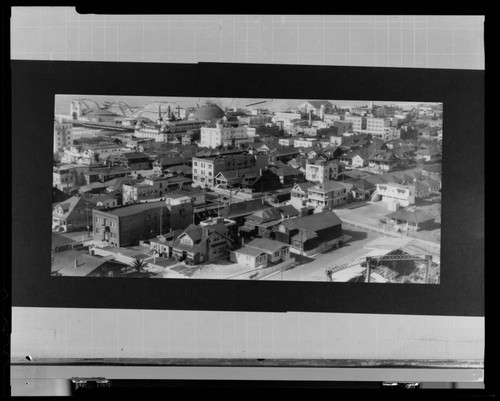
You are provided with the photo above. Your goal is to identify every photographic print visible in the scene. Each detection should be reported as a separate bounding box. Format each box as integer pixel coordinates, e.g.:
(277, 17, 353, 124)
(51, 95, 442, 284)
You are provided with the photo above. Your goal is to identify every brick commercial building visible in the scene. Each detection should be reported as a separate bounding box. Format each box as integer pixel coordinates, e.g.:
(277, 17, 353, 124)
(92, 197, 193, 247)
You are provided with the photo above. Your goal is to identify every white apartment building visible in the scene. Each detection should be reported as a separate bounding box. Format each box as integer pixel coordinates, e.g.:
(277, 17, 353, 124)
(293, 137, 319, 148)
(200, 125, 248, 149)
(305, 159, 339, 183)
(344, 115, 366, 132)
(307, 181, 349, 209)
(375, 183, 415, 210)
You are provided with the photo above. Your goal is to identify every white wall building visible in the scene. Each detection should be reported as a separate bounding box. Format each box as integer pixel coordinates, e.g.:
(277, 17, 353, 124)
(200, 125, 248, 149)
(375, 183, 415, 210)
(305, 160, 339, 183)
(293, 137, 319, 148)
(344, 115, 366, 132)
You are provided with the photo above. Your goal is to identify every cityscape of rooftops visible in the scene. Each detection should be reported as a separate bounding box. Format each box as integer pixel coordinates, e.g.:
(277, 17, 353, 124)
(52, 95, 442, 283)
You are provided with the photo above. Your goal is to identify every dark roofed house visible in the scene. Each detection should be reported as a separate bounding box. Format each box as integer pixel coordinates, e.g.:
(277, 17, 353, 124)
(214, 167, 258, 189)
(268, 161, 305, 187)
(165, 164, 193, 178)
(273, 210, 343, 255)
(170, 222, 234, 265)
(152, 156, 190, 173)
(52, 196, 94, 233)
(368, 150, 399, 171)
(338, 149, 370, 167)
(239, 205, 300, 240)
(421, 163, 442, 182)
(55, 254, 129, 277)
(239, 168, 282, 193)
(230, 237, 292, 269)
(385, 207, 435, 232)
(350, 178, 377, 200)
(269, 148, 301, 163)
(52, 186, 71, 205)
(220, 198, 272, 227)
(321, 145, 346, 160)
(290, 181, 316, 208)
(116, 152, 151, 170)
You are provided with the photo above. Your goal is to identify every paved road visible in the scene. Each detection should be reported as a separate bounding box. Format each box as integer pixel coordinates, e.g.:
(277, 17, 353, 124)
(264, 227, 383, 282)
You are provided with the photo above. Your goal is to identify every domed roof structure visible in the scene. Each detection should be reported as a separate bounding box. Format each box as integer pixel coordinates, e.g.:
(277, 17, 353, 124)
(193, 104, 225, 121)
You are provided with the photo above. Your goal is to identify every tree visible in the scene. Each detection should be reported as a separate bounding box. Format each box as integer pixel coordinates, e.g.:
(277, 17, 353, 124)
(130, 258, 146, 272)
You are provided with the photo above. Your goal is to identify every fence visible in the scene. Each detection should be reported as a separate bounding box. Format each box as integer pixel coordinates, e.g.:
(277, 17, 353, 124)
(53, 241, 87, 254)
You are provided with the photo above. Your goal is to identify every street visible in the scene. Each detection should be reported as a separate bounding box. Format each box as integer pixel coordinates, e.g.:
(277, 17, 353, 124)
(264, 227, 383, 282)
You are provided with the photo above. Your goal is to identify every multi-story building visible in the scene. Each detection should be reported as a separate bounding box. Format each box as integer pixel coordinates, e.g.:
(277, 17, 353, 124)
(122, 175, 192, 204)
(375, 182, 415, 210)
(305, 159, 340, 183)
(92, 198, 193, 247)
(61, 143, 128, 166)
(52, 196, 93, 232)
(115, 152, 151, 170)
(293, 137, 319, 148)
(344, 115, 366, 132)
(278, 137, 295, 147)
(273, 210, 343, 255)
(53, 120, 73, 155)
(135, 120, 204, 143)
(365, 117, 392, 137)
(199, 124, 248, 149)
(53, 164, 89, 193)
(170, 221, 234, 265)
(191, 153, 256, 188)
(307, 181, 349, 209)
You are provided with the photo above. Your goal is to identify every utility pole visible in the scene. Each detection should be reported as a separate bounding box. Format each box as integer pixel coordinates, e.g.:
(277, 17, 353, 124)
(365, 257, 372, 283)
(425, 255, 432, 284)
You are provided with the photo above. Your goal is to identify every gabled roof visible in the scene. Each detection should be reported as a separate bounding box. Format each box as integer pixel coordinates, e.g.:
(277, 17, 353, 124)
(369, 150, 398, 162)
(278, 204, 300, 217)
(57, 254, 127, 277)
(341, 149, 370, 160)
(293, 181, 315, 192)
(120, 151, 150, 160)
(277, 210, 342, 233)
(246, 207, 283, 224)
(246, 238, 290, 253)
(215, 167, 258, 180)
(352, 178, 376, 191)
(104, 176, 136, 191)
(53, 196, 92, 218)
(233, 246, 267, 257)
(309, 181, 349, 193)
(386, 208, 434, 223)
(220, 198, 272, 218)
(301, 100, 334, 109)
